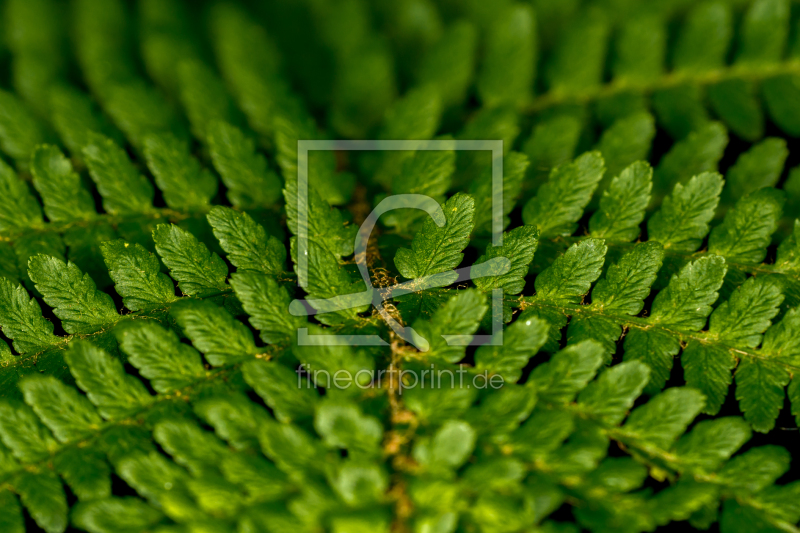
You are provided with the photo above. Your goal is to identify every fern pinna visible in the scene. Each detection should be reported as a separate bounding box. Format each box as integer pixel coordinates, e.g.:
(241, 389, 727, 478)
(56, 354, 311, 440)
(3, 0, 800, 532)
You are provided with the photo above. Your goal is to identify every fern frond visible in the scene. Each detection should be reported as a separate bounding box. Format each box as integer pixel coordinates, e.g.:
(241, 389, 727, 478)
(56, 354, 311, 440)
(524, 0, 800, 143)
(2, 1, 800, 532)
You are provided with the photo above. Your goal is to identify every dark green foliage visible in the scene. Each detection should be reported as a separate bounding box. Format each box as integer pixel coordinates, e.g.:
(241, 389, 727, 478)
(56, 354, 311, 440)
(1, 1, 800, 532)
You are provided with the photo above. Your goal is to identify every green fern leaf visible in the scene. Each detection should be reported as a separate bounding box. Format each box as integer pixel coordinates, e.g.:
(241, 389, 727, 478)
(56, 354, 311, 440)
(473, 225, 538, 295)
(469, 151, 530, 232)
(290, 239, 367, 323)
(0, 491, 24, 533)
(622, 255, 726, 391)
(684, 276, 782, 415)
(82, 132, 154, 215)
(545, 9, 608, 93)
(411, 288, 487, 361)
(649, 172, 724, 252)
(717, 445, 790, 492)
(315, 400, 382, 456)
(613, 16, 665, 84)
(577, 361, 650, 425)
(19, 376, 102, 441)
(595, 113, 656, 183)
(672, 1, 731, 73)
(675, 417, 752, 471)
(15, 469, 68, 533)
(206, 120, 282, 208)
(143, 132, 217, 209)
(372, 85, 442, 188)
(416, 21, 476, 108)
(177, 59, 240, 143)
(589, 161, 652, 242)
(529, 340, 605, 403)
(474, 316, 549, 382)
(194, 392, 269, 450)
(707, 79, 763, 141)
(476, 4, 536, 109)
(392, 140, 455, 199)
(242, 361, 317, 423)
(49, 85, 122, 162)
(413, 420, 475, 471)
(27, 255, 117, 334)
(464, 385, 537, 436)
(103, 82, 185, 151)
(523, 151, 605, 237)
(64, 342, 152, 419)
(0, 277, 57, 354)
(709, 276, 783, 349)
(153, 418, 230, 476)
(650, 255, 726, 330)
(283, 177, 356, 259)
(523, 114, 581, 181)
(115, 321, 205, 394)
(534, 239, 607, 305)
(394, 193, 475, 279)
(170, 299, 258, 365)
(230, 271, 303, 345)
(0, 158, 43, 231)
(709, 187, 784, 263)
(30, 145, 95, 222)
(0, 401, 57, 461)
(653, 122, 727, 196)
(735, 359, 790, 433)
(206, 207, 285, 275)
(53, 449, 111, 502)
(737, 0, 790, 65)
(591, 241, 664, 316)
(152, 224, 228, 297)
(71, 498, 163, 533)
(620, 387, 706, 449)
(0, 89, 48, 166)
(101, 240, 178, 311)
